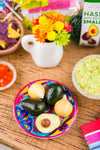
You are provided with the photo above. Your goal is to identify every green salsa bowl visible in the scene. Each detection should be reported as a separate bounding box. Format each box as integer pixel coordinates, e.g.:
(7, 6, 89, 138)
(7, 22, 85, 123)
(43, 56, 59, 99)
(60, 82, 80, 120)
(72, 55, 100, 100)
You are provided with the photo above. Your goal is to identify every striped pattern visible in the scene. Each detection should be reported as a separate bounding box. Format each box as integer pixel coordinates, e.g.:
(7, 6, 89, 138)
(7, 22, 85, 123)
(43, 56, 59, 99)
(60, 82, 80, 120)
(81, 119, 100, 150)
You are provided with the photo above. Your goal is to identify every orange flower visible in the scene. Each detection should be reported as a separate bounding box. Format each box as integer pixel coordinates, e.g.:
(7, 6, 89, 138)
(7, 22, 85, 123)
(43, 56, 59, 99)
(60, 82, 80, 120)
(46, 10, 64, 23)
(34, 29, 47, 43)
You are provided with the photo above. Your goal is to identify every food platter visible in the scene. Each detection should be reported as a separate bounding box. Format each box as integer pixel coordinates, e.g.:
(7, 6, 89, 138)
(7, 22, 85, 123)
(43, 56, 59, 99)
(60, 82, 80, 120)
(14, 79, 77, 139)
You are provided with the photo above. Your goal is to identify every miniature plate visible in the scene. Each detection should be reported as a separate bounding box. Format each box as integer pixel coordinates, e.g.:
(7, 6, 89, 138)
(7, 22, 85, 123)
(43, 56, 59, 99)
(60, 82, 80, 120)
(14, 79, 77, 139)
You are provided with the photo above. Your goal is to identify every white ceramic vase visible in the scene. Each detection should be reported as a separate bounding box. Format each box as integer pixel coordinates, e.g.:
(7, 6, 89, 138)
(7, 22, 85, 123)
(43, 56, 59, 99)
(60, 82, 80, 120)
(21, 35, 63, 68)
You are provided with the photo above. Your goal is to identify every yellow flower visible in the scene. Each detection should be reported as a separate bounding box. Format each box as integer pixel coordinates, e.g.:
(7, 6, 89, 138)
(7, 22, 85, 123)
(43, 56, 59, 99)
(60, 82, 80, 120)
(54, 21, 64, 31)
(39, 16, 47, 25)
(38, 17, 53, 34)
(39, 16, 53, 29)
(32, 25, 40, 34)
(47, 31, 56, 41)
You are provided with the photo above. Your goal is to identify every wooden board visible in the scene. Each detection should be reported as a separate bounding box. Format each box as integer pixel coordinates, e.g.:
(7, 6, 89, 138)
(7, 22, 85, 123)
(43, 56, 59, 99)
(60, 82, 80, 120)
(0, 26, 100, 150)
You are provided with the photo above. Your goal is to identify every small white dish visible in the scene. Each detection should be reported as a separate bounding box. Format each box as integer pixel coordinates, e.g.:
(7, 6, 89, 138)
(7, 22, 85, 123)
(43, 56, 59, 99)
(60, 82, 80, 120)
(72, 55, 100, 100)
(0, 61, 17, 90)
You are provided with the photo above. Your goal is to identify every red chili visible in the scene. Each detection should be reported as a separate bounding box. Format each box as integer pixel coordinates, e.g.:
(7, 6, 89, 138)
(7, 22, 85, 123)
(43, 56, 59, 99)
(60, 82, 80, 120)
(0, 64, 13, 87)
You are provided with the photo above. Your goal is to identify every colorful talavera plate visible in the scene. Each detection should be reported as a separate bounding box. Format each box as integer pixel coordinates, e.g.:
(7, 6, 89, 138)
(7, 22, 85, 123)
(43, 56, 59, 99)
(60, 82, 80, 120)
(14, 79, 77, 139)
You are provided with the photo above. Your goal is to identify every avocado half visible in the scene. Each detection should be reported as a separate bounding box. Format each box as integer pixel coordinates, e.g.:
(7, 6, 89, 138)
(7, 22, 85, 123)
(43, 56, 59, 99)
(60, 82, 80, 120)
(35, 113, 60, 133)
(88, 24, 99, 36)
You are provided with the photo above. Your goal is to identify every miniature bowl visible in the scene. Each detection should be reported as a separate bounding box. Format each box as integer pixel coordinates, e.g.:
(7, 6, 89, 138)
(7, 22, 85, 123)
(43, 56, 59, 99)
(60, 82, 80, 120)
(0, 14, 24, 55)
(0, 61, 17, 90)
(72, 55, 100, 100)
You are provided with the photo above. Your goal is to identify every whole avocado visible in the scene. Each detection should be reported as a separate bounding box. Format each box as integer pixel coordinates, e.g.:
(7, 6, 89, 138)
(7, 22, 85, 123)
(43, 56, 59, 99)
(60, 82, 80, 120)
(45, 83, 64, 106)
(22, 99, 46, 116)
(69, 9, 83, 44)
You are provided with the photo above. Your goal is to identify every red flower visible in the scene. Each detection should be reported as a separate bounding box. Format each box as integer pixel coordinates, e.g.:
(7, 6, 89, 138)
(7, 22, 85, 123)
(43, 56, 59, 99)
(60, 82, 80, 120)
(64, 23, 73, 32)
(33, 18, 39, 26)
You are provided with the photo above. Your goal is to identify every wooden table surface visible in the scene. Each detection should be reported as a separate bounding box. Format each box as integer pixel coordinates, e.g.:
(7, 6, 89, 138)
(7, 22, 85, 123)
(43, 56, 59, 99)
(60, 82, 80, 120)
(0, 26, 100, 150)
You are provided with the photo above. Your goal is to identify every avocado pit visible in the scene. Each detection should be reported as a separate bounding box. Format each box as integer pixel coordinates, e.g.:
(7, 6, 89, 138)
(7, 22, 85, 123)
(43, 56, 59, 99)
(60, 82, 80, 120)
(41, 119, 51, 128)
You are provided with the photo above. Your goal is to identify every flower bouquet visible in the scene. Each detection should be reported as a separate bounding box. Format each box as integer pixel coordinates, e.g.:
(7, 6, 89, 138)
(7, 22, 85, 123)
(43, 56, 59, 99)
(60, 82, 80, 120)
(21, 10, 73, 68)
(32, 10, 72, 46)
